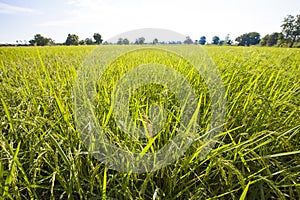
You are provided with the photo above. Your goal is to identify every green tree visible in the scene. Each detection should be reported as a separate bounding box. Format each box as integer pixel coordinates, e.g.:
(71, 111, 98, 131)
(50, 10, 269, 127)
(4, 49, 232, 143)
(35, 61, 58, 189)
(249, 32, 261, 45)
(93, 33, 103, 44)
(260, 34, 269, 46)
(135, 37, 145, 45)
(184, 36, 193, 44)
(281, 14, 300, 47)
(199, 36, 206, 45)
(49, 39, 55, 45)
(260, 32, 283, 47)
(29, 34, 52, 46)
(267, 33, 278, 46)
(123, 38, 130, 45)
(235, 32, 260, 46)
(65, 34, 79, 45)
(139, 37, 145, 44)
(79, 40, 85, 45)
(225, 34, 232, 45)
(153, 38, 158, 45)
(117, 38, 123, 45)
(212, 36, 220, 45)
(85, 38, 94, 45)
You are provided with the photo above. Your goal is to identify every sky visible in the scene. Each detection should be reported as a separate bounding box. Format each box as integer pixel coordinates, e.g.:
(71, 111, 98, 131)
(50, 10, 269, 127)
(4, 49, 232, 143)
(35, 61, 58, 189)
(0, 0, 299, 44)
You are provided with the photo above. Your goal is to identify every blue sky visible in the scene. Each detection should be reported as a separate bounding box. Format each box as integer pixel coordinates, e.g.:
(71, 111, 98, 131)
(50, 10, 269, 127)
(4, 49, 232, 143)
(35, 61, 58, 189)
(0, 0, 299, 44)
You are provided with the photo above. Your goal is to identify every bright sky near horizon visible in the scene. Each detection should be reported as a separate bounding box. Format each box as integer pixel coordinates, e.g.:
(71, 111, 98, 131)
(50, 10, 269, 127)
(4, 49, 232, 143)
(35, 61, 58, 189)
(0, 0, 299, 44)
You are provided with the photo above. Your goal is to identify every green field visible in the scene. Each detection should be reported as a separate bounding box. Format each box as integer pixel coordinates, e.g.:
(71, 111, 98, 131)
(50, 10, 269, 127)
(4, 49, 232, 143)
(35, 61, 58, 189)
(0, 45, 299, 199)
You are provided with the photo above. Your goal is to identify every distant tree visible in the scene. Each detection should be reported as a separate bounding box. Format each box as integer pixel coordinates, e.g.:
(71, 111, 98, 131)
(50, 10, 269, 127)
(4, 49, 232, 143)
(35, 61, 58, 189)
(235, 32, 260, 46)
(226, 40, 233, 45)
(29, 40, 36, 46)
(276, 32, 285, 46)
(212, 36, 220, 45)
(117, 38, 123, 45)
(79, 40, 85, 45)
(123, 38, 130, 45)
(136, 37, 145, 44)
(199, 36, 206, 45)
(49, 39, 55, 45)
(93, 33, 103, 44)
(260, 32, 283, 46)
(65, 34, 79, 45)
(85, 38, 94, 45)
(29, 34, 52, 46)
(168, 41, 178, 44)
(281, 14, 300, 47)
(17, 40, 26, 46)
(184, 36, 193, 44)
(225, 34, 233, 45)
(249, 32, 261, 45)
(260, 34, 269, 46)
(153, 38, 158, 45)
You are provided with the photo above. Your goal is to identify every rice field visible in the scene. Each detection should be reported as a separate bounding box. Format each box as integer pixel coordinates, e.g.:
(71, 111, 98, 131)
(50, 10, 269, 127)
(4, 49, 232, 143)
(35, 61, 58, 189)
(0, 45, 299, 199)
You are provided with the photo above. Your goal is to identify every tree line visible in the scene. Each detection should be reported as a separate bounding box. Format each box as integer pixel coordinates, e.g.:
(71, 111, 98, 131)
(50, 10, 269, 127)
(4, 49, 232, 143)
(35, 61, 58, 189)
(3, 14, 299, 47)
(26, 33, 103, 46)
(197, 14, 299, 47)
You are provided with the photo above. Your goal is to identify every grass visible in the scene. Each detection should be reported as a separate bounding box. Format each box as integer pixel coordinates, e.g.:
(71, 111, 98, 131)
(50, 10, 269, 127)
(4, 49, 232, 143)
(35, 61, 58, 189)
(0, 45, 299, 199)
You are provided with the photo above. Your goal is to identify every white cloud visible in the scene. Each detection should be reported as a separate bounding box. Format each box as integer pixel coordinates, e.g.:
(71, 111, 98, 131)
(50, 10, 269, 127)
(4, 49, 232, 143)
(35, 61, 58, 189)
(0, 2, 36, 14)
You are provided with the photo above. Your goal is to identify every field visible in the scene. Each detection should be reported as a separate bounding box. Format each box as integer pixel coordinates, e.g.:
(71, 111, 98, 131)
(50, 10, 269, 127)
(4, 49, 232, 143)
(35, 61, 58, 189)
(0, 45, 299, 199)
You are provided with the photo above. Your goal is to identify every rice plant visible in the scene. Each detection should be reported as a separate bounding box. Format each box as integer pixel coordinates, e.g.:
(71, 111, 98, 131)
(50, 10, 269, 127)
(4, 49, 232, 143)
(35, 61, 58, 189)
(0, 45, 299, 199)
